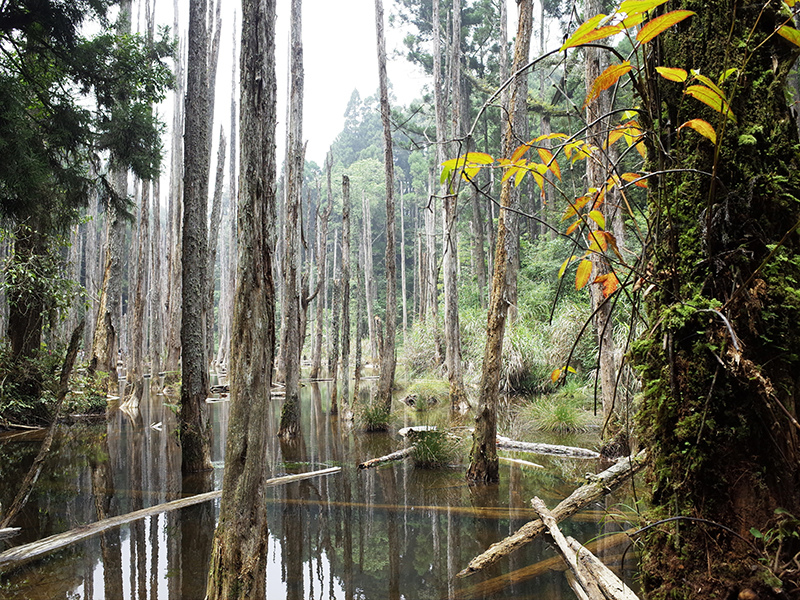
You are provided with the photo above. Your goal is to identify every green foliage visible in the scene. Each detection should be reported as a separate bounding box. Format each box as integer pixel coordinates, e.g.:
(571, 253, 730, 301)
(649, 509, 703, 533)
(516, 382, 599, 433)
(404, 378, 450, 409)
(410, 429, 460, 468)
(356, 401, 392, 432)
(65, 368, 108, 415)
(0, 343, 62, 426)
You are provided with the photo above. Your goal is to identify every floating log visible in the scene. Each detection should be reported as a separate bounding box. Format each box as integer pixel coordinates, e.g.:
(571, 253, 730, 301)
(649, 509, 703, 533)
(496, 435, 600, 459)
(0, 528, 20, 541)
(0, 466, 340, 571)
(567, 536, 639, 600)
(457, 450, 646, 577)
(357, 446, 414, 470)
(533, 496, 604, 599)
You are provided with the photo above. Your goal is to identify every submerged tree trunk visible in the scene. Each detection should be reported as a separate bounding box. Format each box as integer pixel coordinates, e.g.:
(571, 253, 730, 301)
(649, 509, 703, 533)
(374, 0, 397, 412)
(179, 0, 212, 474)
(278, 0, 304, 439)
(205, 0, 277, 596)
(634, 2, 800, 597)
(467, 0, 532, 484)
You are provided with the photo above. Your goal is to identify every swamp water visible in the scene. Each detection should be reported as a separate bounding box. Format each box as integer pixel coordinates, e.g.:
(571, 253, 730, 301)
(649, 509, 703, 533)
(0, 381, 639, 600)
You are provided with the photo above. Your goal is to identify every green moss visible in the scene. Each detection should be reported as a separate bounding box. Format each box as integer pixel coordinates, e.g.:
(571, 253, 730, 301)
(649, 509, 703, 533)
(738, 133, 757, 146)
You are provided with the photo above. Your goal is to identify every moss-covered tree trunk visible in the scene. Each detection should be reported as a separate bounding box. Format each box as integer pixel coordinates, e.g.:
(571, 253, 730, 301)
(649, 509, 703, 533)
(635, 2, 800, 597)
(205, 0, 277, 595)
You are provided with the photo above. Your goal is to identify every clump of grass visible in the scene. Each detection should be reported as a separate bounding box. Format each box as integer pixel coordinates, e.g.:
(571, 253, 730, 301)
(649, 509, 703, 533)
(410, 429, 461, 468)
(357, 402, 392, 432)
(519, 383, 599, 433)
(404, 378, 450, 410)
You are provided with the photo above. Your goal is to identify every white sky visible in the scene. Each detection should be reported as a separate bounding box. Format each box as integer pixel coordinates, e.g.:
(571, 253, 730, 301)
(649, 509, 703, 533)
(151, 0, 428, 167)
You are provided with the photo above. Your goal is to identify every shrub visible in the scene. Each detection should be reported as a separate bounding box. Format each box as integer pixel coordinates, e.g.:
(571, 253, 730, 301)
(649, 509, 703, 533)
(357, 401, 392, 432)
(410, 429, 461, 468)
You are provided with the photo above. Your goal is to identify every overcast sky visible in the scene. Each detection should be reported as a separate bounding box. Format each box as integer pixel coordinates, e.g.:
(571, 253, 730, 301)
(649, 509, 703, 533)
(150, 0, 429, 167)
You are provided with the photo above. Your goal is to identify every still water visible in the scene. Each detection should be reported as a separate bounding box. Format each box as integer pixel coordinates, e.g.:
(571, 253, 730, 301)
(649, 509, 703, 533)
(0, 381, 639, 599)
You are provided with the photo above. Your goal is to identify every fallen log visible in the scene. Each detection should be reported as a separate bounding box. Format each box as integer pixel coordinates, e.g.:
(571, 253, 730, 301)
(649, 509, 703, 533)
(568, 536, 639, 600)
(457, 450, 646, 577)
(533, 496, 604, 599)
(0, 466, 340, 571)
(496, 435, 600, 459)
(357, 446, 414, 470)
(498, 456, 544, 469)
(0, 528, 20, 541)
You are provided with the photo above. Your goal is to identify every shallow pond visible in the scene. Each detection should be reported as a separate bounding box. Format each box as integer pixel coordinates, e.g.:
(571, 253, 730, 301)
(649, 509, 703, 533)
(0, 380, 640, 599)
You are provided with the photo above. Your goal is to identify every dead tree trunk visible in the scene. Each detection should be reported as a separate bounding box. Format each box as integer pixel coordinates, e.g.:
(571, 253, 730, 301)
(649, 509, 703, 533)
(179, 0, 213, 473)
(467, 0, 532, 484)
(337, 176, 352, 406)
(362, 191, 377, 363)
(278, 0, 305, 439)
(374, 0, 397, 412)
(205, 0, 277, 594)
(206, 127, 227, 367)
(310, 153, 333, 379)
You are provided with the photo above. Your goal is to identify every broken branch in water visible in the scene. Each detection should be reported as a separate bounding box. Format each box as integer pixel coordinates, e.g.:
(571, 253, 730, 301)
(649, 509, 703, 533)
(0, 466, 340, 571)
(357, 446, 414, 470)
(496, 435, 600, 458)
(457, 450, 646, 577)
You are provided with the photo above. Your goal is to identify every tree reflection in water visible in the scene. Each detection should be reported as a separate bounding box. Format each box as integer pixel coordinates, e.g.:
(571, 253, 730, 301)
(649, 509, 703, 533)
(0, 381, 638, 600)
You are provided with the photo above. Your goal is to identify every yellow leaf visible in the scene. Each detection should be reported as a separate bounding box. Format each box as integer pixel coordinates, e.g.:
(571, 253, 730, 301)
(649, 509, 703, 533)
(510, 144, 531, 163)
(718, 68, 737, 84)
(532, 132, 568, 143)
(678, 118, 717, 144)
(605, 127, 626, 149)
(777, 24, 800, 47)
(537, 148, 562, 180)
(515, 166, 527, 187)
(588, 210, 606, 229)
(785, 0, 797, 7)
(584, 62, 633, 108)
(550, 368, 562, 383)
(636, 10, 695, 44)
(464, 152, 494, 165)
(463, 166, 481, 180)
(593, 273, 620, 298)
(562, 195, 591, 221)
(685, 84, 737, 123)
(618, 0, 668, 15)
(558, 255, 578, 279)
(690, 71, 726, 98)
(636, 141, 647, 158)
(619, 12, 646, 29)
(561, 15, 623, 50)
(566, 219, 580, 235)
(621, 172, 648, 187)
(587, 230, 609, 252)
(655, 66, 688, 82)
(575, 259, 593, 290)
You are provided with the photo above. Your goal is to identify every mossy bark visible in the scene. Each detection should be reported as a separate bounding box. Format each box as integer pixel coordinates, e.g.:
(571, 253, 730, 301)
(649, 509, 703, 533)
(634, 2, 800, 597)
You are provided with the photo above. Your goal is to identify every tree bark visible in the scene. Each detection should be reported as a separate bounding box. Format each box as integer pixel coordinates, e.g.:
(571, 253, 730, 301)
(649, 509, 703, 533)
(467, 0, 532, 484)
(310, 153, 333, 379)
(339, 174, 351, 404)
(206, 127, 227, 368)
(362, 191, 377, 363)
(205, 0, 277, 594)
(278, 0, 304, 440)
(634, 2, 800, 596)
(179, 0, 212, 473)
(374, 0, 397, 412)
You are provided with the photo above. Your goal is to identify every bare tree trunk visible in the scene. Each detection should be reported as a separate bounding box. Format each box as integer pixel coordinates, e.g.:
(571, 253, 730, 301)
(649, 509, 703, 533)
(339, 175, 351, 404)
(362, 191, 376, 363)
(278, 0, 305, 440)
(437, 0, 468, 410)
(374, 0, 397, 412)
(352, 212, 366, 405)
(206, 0, 277, 593)
(149, 178, 163, 374)
(310, 154, 333, 379)
(206, 127, 227, 367)
(585, 0, 617, 431)
(128, 178, 150, 391)
(400, 186, 408, 335)
(467, 0, 532, 484)
(180, 0, 212, 473)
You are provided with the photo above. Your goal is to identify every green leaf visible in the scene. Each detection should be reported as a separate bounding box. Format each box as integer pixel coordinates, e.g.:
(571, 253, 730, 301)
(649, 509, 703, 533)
(750, 527, 764, 539)
(588, 210, 606, 229)
(777, 24, 800, 47)
(618, 0, 668, 14)
(655, 66, 688, 82)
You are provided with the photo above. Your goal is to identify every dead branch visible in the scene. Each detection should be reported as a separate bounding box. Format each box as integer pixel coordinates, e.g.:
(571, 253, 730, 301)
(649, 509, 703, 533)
(567, 537, 640, 600)
(0, 466, 340, 570)
(357, 446, 414, 470)
(457, 450, 646, 577)
(496, 435, 601, 458)
(533, 496, 605, 599)
(0, 320, 84, 529)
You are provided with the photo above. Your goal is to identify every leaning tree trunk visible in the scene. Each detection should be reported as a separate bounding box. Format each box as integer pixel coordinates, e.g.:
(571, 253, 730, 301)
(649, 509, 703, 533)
(278, 0, 304, 439)
(179, 0, 212, 474)
(205, 0, 277, 595)
(466, 0, 532, 484)
(634, 2, 800, 597)
(374, 0, 397, 412)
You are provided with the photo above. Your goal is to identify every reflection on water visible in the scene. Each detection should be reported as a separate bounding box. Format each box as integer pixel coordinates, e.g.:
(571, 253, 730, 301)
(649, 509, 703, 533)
(0, 381, 638, 600)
